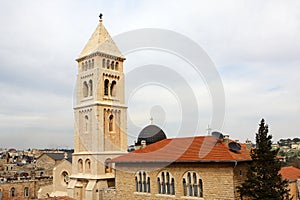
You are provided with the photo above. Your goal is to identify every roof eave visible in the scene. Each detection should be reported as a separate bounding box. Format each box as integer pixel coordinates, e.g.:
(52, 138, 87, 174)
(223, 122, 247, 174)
(111, 159, 252, 164)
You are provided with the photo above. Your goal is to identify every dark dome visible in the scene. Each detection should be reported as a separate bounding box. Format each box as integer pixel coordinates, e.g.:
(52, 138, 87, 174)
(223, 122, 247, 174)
(136, 125, 167, 145)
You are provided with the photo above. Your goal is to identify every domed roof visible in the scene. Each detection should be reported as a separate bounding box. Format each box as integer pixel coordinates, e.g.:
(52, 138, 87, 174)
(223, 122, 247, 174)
(136, 125, 167, 145)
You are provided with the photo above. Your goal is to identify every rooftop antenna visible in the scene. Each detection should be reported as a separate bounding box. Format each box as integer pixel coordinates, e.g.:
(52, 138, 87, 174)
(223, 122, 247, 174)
(150, 116, 154, 125)
(206, 124, 212, 135)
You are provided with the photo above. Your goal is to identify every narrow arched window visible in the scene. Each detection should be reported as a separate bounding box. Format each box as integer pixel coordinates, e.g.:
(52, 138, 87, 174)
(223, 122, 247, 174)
(166, 172, 170, 194)
(107, 60, 110, 69)
(105, 158, 112, 173)
(24, 187, 29, 197)
(115, 62, 119, 70)
(85, 61, 88, 71)
(193, 173, 198, 196)
(84, 115, 89, 133)
(143, 172, 147, 192)
(85, 159, 91, 173)
(161, 172, 165, 194)
(82, 62, 84, 71)
(157, 177, 161, 193)
(171, 178, 175, 195)
(83, 81, 88, 98)
(111, 61, 114, 70)
(199, 179, 203, 197)
(78, 159, 83, 173)
(110, 81, 116, 97)
(139, 172, 142, 192)
(104, 79, 109, 96)
(88, 80, 93, 96)
(183, 178, 187, 196)
(147, 177, 150, 193)
(88, 60, 91, 69)
(92, 59, 94, 68)
(135, 177, 138, 192)
(10, 187, 15, 197)
(102, 59, 106, 68)
(109, 115, 114, 132)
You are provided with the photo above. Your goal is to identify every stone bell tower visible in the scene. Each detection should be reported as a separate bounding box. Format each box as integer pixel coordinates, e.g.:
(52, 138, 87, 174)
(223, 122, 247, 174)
(67, 14, 128, 200)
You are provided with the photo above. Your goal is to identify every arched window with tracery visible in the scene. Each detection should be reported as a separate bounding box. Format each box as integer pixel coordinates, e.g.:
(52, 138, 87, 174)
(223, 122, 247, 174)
(102, 59, 106, 68)
(182, 171, 203, 198)
(10, 187, 16, 197)
(157, 171, 175, 195)
(135, 170, 150, 193)
(83, 81, 88, 98)
(88, 80, 93, 96)
(104, 79, 109, 96)
(78, 159, 83, 173)
(109, 115, 114, 132)
(110, 81, 116, 97)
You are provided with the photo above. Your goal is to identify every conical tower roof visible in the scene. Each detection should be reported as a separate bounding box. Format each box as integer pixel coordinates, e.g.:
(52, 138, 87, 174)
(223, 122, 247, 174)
(78, 17, 124, 60)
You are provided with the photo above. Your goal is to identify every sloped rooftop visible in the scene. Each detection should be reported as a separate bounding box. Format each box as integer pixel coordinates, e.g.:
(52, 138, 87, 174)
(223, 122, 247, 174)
(111, 136, 251, 163)
(280, 166, 300, 181)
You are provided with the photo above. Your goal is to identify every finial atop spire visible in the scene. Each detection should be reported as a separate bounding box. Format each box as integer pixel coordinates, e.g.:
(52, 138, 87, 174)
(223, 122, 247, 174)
(99, 13, 103, 22)
(150, 116, 154, 125)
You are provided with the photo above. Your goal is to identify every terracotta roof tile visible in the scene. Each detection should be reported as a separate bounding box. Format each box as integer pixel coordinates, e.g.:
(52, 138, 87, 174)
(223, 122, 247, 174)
(280, 166, 300, 181)
(111, 136, 251, 163)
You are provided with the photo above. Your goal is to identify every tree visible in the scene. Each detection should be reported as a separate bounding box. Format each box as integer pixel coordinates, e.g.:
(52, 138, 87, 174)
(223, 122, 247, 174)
(237, 119, 290, 200)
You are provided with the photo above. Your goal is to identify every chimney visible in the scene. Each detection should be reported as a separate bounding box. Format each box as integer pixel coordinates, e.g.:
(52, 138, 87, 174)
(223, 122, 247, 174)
(245, 139, 252, 150)
(141, 140, 146, 149)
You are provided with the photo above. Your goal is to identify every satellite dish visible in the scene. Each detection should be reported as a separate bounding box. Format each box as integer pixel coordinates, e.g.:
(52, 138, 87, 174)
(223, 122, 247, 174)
(228, 141, 241, 152)
(212, 131, 224, 140)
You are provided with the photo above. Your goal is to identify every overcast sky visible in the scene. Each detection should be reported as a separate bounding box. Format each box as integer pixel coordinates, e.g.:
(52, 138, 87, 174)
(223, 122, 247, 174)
(0, 0, 299, 149)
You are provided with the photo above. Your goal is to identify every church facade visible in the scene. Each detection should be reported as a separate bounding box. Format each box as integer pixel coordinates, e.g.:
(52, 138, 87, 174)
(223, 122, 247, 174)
(66, 15, 128, 200)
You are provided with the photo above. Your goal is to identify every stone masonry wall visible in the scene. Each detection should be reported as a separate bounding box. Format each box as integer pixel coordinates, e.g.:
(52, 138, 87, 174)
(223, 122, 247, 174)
(115, 162, 245, 200)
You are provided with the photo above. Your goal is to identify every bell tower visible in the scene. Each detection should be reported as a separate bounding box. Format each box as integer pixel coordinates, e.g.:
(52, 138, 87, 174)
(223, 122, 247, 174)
(68, 14, 128, 200)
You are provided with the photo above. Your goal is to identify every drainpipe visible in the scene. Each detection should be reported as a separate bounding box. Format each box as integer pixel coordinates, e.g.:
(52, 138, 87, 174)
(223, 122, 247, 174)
(233, 161, 238, 200)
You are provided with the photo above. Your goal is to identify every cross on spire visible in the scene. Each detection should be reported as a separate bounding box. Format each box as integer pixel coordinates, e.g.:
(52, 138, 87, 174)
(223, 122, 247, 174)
(99, 13, 103, 22)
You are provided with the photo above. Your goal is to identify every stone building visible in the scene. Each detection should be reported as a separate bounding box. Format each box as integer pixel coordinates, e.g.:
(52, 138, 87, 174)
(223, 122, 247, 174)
(280, 166, 300, 200)
(66, 15, 128, 200)
(110, 134, 252, 200)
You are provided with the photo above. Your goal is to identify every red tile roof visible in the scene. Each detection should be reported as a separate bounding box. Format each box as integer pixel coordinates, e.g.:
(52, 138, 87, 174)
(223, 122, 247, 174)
(280, 166, 300, 181)
(111, 136, 251, 163)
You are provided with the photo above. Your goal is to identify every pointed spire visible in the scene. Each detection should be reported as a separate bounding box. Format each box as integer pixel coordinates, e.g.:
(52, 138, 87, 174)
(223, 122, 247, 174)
(77, 14, 124, 60)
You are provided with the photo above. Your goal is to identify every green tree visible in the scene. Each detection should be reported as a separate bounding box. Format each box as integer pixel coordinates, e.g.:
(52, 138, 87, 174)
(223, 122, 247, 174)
(237, 119, 290, 200)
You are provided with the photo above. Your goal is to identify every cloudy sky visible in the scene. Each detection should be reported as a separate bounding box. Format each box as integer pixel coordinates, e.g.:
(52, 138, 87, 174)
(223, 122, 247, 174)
(0, 0, 299, 149)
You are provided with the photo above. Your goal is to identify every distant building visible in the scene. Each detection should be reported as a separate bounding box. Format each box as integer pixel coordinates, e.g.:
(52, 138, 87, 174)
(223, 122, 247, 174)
(280, 166, 300, 200)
